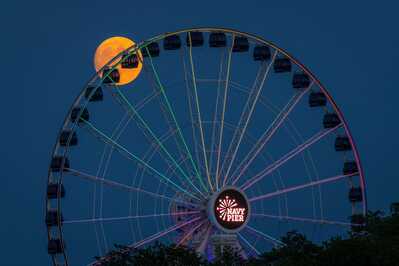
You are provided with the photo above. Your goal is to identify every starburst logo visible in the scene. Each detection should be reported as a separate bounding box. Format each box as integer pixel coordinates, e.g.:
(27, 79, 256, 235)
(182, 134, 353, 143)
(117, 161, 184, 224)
(216, 195, 245, 222)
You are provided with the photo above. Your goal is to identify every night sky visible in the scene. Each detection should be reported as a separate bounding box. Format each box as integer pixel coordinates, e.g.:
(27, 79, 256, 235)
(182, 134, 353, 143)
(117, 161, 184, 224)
(2, 1, 399, 265)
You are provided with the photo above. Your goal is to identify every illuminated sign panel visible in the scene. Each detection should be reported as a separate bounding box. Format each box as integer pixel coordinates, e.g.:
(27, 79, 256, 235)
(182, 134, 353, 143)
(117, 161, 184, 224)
(213, 189, 249, 230)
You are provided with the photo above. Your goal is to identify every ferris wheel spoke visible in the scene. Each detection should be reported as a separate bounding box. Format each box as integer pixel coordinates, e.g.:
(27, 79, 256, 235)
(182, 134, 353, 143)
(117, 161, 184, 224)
(222, 51, 278, 186)
(245, 225, 285, 247)
(66, 168, 198, 206)
(81, 118, 201, 201)
(240, 123, 342, 191)
(129, 216, 202, 249)
(209, 50, 225, 191)
(109, 87, 206, 198)
(182, 53, 205, 193)
(249, 172, 357, 203)
(187, 32, 213, 192)
(237, 232, 260, 256)
(231, 86, 312, 186)
(141, 135, 199, 202)
(177, 219, 208, 246)
(152, 71, 195, 190)
(134, 119, 206, 199)
(215, 34, 235, 187)
(251, 213, 363, 227)
(230, 92, 300, 185)
(63, 211, 201, 224)
(144, 47, 208, 195)
(139, 58, 195, 189)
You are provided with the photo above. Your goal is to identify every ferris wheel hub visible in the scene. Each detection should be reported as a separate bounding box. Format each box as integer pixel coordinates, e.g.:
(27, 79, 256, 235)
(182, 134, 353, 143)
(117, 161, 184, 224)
(207, 186, 250, 233)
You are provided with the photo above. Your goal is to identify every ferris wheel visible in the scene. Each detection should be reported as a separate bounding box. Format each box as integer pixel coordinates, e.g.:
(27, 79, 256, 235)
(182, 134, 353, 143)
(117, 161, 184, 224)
(45, 27, 367, 265)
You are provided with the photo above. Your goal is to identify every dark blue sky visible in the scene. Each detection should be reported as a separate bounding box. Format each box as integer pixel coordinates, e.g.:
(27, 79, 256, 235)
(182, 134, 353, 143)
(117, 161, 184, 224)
(2, 0, 399, 265)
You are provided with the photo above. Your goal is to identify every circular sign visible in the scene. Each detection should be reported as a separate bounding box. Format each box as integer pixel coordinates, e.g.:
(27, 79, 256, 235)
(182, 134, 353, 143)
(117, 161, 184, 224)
(212, 188, 249, 231)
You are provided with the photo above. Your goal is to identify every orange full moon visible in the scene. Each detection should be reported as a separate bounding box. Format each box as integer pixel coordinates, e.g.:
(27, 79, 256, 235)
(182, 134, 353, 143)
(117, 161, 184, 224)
(94, 36, 143, 86)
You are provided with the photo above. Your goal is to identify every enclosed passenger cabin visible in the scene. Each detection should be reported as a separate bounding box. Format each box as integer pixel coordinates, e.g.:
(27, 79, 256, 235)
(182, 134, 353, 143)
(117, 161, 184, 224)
(209, 32, 227, 47)
(102, 67, 120, 84)
(232, 36, 249, 52)
(84, 86, 103, 102)
(59, 130, 77, 147)
(273, 58, 291, 73)
(47, 183, 65, 199)
(70, 107, 89, 123)
(349, 187, 363, 202)
(50, 156, 70, 172)
(163, 34, 181, 50)
(292, 73, 311, 89)
(335, 136, 351, 151)
(323, 113, 340, 128)
(343, 161, 358, 175)
(48, 239, 63, 254)
(253, 45, 271, 61)
(309, 92, 326, 107)
(186, 31, 204, 47)
(142, 42, 160, 57)
(121, 53, 139, 69)
(46, 210, 63, 226)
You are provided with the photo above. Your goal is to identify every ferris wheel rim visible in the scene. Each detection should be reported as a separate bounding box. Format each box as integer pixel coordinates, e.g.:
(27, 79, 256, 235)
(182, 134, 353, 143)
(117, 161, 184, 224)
(45, 27, 367, 266)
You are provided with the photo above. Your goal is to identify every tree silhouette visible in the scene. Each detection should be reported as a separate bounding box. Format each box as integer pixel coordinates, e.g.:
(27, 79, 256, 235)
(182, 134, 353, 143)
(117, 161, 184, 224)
(96, 203, 399, 266)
